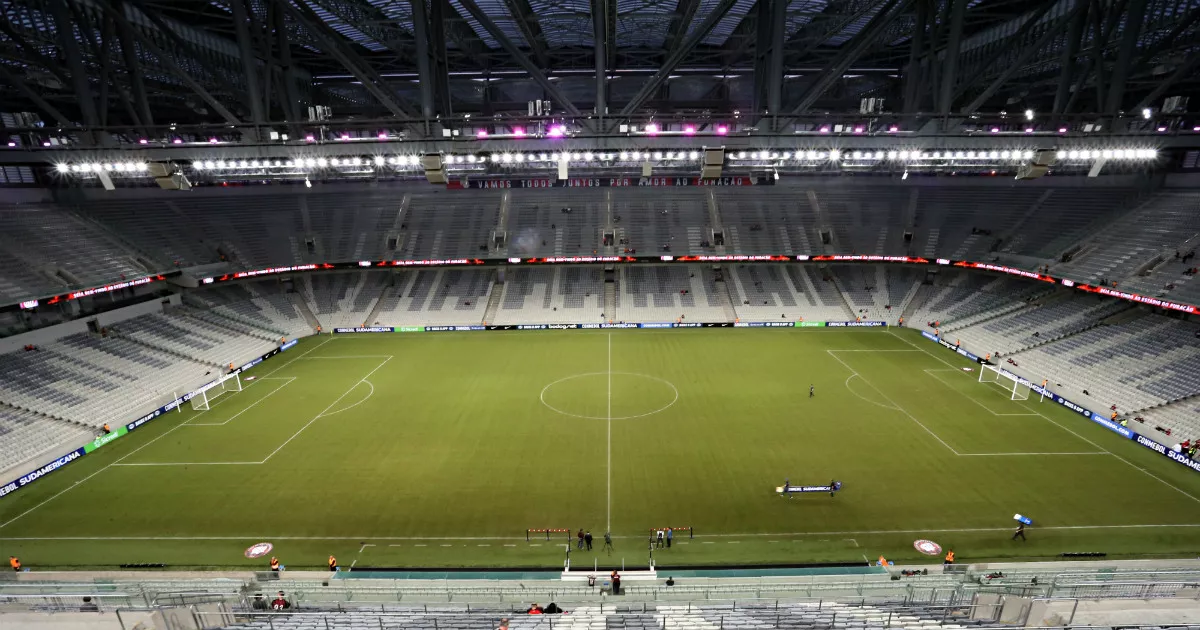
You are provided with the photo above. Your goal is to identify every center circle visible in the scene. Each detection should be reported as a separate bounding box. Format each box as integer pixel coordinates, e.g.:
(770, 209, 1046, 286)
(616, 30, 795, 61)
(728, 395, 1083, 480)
(540, 372, 679, 420)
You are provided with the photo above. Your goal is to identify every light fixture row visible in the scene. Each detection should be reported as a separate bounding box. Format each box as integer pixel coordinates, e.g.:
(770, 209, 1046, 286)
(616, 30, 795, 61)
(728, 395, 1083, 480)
(51, 147, 1161, 175)
(731, 148, 1157, 161)
(56, 162, 151, 173)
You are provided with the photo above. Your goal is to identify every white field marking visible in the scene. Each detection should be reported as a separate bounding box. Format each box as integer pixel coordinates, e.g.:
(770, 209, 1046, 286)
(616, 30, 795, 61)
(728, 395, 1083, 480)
(504, 544, 516, 547)
(316, 380, 375, 418)
(957, 452, 1108, 457)
(921, 369, 1039, 417)
(726, 541, 740, 544)
(441, 544, 452, 547)
(389, 544, 405, 547)
(112, 461, 262, 466)
(299, 355, 395, 359)
(827, 349, 960, 455)
(607, 333, 612, 533)
(862, 554, 870, 564)
(186, 377, 298, 426)
(843, 374, 900, 411)
(358, 543, 376, 553)
(259, 376, 296, 380)
(478, 544, 490, 547)
(259, 356, 392, 463)
(826, 349, 923, 352)
(845, 539, 859, 547)
(7, 523, 1200, 542)
(886, 331, 1200, 505)
(701, 541, 715, 544)
(115, 355, 391, 468)
(0, 384, 215, 529)
(350, 559, 357, 568)
(539, 372, 678, 420)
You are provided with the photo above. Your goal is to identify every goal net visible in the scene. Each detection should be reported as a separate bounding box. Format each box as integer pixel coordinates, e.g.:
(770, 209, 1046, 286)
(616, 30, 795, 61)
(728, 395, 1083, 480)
(978, 364, 1029, 401)
(191, 371, 243, 411)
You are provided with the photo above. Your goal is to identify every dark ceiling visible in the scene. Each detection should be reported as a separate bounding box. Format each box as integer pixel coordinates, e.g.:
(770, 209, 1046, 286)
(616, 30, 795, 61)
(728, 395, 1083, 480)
(1, 0, 1198, 132)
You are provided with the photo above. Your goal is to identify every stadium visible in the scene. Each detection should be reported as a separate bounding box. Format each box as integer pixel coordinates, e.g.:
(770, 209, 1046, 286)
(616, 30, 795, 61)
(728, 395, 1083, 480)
(2, 0, 1200, 627)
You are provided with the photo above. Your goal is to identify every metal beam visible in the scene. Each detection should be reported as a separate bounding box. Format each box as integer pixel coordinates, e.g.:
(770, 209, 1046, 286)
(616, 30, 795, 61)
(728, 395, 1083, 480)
(409, 0, 437, 126)
(951, 0, 1057, 103)
(230, 0, 267, 127)
(960, 0, 1086, 114)
(620, 0, 739, 116)
(98, 0, 243, 125)
(501, 0, 550, 67)
(936, 0, 966, 116)
(783, 0, 912, 116)
(664, 0, 703, 55)
(592, 0, 608, 117)
(49, 0, 100, 127)
(283, 0, 418, 120)
(766, 0, 787, 117)
(428, 0, 455, 118)
(0, 22, 70, 89)
(901, 0, 928, 113)
(114, 0, 154, 127)
(1104, 0, 1147, 115)
(455, 0, 582, 117)
(1051, 2, 1086, 115)
(272, 2, 303, 122)
(1133, 49, 1200, 112)
(0, 65, 73, 127)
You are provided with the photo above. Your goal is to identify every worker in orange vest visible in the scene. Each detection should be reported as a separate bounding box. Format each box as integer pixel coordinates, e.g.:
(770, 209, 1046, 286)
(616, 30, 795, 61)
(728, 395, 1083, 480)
(898, 316, 904, 326)
(9, 556, 20, 572)
(270, 557, 280, 572)
(103, 423, 111, 434)
(328, 555, 337, 571)
(943, 550, 955, 565)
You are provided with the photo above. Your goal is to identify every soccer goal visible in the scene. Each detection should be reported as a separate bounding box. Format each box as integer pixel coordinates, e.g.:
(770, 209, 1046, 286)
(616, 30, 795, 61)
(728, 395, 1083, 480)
(978, 364, 1030, 401)
(191, 371, 243, 411)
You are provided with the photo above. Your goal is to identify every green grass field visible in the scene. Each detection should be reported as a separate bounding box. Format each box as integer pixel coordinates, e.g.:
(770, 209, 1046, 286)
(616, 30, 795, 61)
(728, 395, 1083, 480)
(3, 327, 1200, 571)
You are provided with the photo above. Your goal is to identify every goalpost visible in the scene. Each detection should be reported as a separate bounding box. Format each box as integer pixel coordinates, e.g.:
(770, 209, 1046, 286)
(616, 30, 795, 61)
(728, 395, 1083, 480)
(191, 371, 243, 411)
(978, 364, 1030, 401)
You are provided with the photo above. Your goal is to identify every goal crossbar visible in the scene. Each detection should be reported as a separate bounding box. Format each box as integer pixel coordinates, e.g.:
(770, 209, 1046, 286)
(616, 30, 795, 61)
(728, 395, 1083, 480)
(191, 371, 243, 411)
(978, 364, 1030, 401)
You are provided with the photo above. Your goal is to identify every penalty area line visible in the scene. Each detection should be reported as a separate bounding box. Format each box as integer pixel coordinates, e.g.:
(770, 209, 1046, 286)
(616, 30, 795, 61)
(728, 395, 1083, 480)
(887, 331, 1200, 505)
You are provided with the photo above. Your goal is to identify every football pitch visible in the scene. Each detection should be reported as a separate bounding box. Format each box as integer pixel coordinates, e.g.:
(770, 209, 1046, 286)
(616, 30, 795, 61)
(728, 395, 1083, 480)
(3, 327, 1200, 571)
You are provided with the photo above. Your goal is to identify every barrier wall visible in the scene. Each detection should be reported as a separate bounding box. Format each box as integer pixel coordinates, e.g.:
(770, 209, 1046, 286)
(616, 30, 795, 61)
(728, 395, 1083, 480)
(333, 321, 887, 333)
(918, 331, 1198, 474)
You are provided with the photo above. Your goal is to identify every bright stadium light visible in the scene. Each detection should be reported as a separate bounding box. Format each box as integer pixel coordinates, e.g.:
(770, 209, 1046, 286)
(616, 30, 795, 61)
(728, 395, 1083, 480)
(584, 152, 594, 161)
(55, 163, 69, 173)
(619, 151, 629, 160)
(737, 151, 746, 159)
(515, 153, 525, 162)
(829, 149, 841, 162)
(374, 156, 385, 166)
(1142, 108, 1152, 119)
(807, 150, 818, 160)
(351, 157, 362, 166)
(897, 150, 909, 160)
(1025, 109, 1034, 121)
(653, 151, 663, 160)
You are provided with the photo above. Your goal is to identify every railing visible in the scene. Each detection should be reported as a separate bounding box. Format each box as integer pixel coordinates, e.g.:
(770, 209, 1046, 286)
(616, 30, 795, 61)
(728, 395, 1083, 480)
(186, 601, 1005, 630)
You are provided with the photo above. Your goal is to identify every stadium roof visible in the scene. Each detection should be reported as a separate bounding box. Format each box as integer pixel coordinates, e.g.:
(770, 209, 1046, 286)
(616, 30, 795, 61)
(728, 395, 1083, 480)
(1, 0, 1198, 139)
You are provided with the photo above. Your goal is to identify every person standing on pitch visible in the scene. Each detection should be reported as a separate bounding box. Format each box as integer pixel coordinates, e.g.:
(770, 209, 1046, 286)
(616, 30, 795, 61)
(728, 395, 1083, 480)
(666, 528, 672, 548)
(603, 531, 614, 553)
(577, 529, 585, 550)
(809, 384, 814, 398)
(584, 531, 593, 551)
(1012, 522, 1026, 541)
(656, 529, 665, 548)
